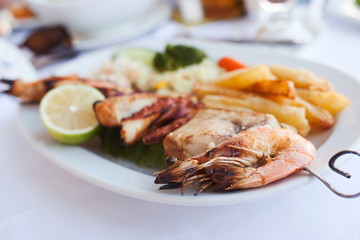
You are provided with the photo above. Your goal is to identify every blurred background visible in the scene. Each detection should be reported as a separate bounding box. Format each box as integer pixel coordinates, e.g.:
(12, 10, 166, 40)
(0, 0, 359, 72)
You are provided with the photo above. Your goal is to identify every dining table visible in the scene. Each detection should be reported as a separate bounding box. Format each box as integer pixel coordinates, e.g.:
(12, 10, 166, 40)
(1, 1, 360, 239)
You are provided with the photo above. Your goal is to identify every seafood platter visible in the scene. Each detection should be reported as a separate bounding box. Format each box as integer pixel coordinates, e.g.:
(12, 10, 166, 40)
(4, 39, 360, 205)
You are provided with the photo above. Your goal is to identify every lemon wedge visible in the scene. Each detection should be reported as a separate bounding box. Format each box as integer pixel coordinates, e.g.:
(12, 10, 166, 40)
(39, 84, 105, 144)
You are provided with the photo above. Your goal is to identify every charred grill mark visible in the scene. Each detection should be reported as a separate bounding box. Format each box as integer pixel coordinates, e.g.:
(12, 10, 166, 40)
(128, 98, 170, 120)
(154, 105, 179, 126)
(1, 79, 16, 95)
(231, 147, 238, 157)
(43, 79, 57, 92)
(96, 87, 122, 98)
(256, 155, 269, 168)
(205, 147, 216, 157)
(154, 100, 203, 127)
(245, 119, 269, 130)
(0, 78, 15, 86)
(92, 100, 102, 108)
(211, 168, 236, 178)
(148, 107, 169, 128)
(233, 118, 270, 132)
(142, 117, 192, 145)
(120, 111, 163, 145)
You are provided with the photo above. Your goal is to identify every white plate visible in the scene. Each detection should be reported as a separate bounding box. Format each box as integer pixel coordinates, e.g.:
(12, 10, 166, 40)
(327, 0, 360, 25)
(71, 1, 171, 51)
(17, 39, 360, 206)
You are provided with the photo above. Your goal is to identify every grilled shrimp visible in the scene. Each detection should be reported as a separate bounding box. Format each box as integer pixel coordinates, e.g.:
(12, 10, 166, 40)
(155, 125, 316, 195)
(1, 75, 133, 103)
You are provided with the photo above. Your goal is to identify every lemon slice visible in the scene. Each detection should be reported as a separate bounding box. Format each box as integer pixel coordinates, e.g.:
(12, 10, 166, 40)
(39, 84, 105, 144)
(112, 48, 156, 68)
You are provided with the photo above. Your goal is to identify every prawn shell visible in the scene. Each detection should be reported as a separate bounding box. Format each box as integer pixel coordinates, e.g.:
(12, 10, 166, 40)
(220, 127, 316, 190)
(155, 125, 316, 193)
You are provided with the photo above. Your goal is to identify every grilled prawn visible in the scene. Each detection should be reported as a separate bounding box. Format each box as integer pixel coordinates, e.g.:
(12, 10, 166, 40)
(155, 125, 316, 195)
(1, 75, 133, 103)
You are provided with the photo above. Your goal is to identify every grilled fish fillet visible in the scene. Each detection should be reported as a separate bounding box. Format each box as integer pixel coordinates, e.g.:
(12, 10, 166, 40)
(93, 93, 158, 127)
(163, 109, 280, 159)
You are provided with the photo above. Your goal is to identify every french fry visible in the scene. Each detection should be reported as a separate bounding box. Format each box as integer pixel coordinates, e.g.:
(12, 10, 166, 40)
(194, 58, 351, 134)
(296, 88, 350, 115)
(194, 83, 311, 136)
(246, 79, 296, 98)
(201, 96, 254, 113)
(193, 82, 256, 99)
(214, 64, 273, 90)
(279, 123, 298, 133)
(266, 94, 335, 128)
(293, 96, 335, 128)
(269, 65, 333, 91)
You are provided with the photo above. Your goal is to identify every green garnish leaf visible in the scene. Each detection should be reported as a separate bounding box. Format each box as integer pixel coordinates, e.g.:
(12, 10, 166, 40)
(99, 126, 166, 169)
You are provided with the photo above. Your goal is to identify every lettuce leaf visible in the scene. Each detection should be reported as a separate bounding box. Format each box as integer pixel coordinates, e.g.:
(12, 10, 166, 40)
(99, 126, 166, 169)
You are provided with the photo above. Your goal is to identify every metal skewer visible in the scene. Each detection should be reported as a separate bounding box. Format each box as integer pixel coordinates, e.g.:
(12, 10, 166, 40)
(303, 150, 360, 198)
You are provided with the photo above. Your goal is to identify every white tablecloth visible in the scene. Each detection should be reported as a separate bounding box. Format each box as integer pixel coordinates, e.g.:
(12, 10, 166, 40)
(1, 5, 360, 240)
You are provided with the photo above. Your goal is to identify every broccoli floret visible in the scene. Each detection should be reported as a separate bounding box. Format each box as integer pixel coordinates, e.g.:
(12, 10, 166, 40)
(154, 44, 207, 72)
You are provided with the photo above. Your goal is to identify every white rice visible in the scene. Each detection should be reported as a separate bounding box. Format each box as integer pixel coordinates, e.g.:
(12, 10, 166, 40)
(90, 57, 224, 93)
(90, 57, 153, 89)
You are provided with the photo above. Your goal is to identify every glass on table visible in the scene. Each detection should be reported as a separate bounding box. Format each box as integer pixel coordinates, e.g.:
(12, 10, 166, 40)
(255, 0, 311, 43)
